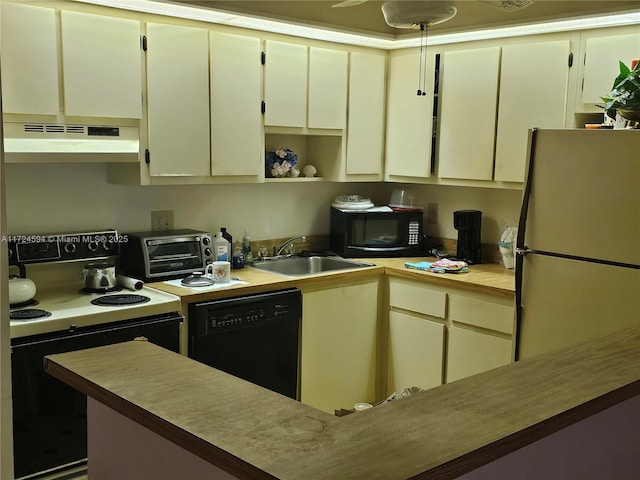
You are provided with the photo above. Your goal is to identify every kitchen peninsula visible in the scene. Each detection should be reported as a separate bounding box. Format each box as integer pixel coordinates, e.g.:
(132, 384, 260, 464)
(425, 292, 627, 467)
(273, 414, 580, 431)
(44, 325, 640, 480)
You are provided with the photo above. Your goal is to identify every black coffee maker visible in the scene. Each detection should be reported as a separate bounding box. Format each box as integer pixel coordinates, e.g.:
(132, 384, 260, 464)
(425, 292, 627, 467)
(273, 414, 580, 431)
(453, 210, 482, 264)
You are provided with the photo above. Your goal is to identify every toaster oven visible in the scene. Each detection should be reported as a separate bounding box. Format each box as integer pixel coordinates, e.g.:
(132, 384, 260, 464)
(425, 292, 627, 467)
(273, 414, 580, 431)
(118, 229, 214, 281)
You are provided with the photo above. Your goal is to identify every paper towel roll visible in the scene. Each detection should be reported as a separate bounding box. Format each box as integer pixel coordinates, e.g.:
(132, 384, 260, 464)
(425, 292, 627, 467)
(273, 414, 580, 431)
(117, 275, 144, 291)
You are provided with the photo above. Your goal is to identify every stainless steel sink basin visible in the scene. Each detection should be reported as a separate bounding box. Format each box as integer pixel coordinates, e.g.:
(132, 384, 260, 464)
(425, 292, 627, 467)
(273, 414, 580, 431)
(250, 256, 373, 277)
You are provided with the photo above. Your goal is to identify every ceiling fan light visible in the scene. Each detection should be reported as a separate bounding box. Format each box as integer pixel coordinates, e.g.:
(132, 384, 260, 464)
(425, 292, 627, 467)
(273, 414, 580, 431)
(382, 0, 457, 29)
(481, 0, 534, 11)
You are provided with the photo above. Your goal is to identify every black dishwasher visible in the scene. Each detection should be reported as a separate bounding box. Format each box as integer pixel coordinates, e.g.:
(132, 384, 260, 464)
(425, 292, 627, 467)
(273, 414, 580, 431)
(188, 288, 301, 399)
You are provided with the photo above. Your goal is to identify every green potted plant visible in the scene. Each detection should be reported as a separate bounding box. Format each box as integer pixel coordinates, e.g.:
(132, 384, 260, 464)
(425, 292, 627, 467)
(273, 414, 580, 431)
(601, 60, 640, 122)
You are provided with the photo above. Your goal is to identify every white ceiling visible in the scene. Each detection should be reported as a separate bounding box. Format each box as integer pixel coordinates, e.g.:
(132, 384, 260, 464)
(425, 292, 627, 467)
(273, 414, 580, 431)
(169, 0, 640, 38)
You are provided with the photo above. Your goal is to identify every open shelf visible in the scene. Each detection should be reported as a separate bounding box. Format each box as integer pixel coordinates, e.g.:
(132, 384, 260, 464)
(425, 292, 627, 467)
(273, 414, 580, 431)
(265, 133, 344, 181)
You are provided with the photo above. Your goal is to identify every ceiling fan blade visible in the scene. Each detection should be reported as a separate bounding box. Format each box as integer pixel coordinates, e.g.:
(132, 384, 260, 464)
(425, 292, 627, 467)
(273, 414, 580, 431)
(332, 0, 369, 8)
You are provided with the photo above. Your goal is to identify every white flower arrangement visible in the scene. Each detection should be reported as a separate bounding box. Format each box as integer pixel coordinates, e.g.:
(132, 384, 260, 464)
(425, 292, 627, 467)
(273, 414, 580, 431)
(265, 147, 298, 178)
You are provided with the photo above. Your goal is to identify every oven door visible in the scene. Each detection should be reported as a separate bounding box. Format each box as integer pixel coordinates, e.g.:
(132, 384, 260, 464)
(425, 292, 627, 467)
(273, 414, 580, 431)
(145, 237, 204, 278)
(10, 313, 182, 479)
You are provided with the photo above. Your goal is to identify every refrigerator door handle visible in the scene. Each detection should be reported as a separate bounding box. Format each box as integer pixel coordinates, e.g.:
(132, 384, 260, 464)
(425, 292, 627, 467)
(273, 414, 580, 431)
(515, 247, 532, 256)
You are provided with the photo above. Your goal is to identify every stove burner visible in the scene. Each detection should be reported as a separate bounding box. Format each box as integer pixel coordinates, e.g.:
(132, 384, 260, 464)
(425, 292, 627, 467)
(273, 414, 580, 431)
(10, 299, 39, 309)
(91, 294, 151, 307)
(80, 285, 123, 295)
(10, 308, 52, 321)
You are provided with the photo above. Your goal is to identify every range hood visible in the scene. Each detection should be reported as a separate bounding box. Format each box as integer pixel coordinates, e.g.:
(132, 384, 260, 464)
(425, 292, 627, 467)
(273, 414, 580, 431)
(2, 122, 140, 163)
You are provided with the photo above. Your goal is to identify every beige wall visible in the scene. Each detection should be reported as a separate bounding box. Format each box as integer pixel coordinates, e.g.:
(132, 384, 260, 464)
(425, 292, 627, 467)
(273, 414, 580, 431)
(1, 51, 15, 480)
(4, 162, 521, 246)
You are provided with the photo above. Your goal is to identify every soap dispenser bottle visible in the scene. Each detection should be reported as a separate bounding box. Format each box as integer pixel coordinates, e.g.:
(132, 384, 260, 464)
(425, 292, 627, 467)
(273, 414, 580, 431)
(242, 231, 254, 265)
(213, 231, 230, 261)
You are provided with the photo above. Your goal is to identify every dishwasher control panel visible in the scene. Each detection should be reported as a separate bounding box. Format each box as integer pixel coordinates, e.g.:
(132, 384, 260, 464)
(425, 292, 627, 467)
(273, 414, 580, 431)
(188, 288, 301, 336)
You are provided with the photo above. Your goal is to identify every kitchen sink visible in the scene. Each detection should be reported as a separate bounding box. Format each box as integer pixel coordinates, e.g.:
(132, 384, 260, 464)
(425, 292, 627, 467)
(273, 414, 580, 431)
(250, 256, 373, 277)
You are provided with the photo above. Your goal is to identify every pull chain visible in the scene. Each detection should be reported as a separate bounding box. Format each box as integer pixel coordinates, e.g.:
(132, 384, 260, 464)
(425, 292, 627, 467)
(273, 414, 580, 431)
(417, 23, 428, 96)
(417, 23, 425, 96)
(421, 24, 428, 96)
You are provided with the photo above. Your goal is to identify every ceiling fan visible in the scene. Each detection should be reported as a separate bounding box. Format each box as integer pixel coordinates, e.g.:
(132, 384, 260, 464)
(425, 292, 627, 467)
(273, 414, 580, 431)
(332, 1, 533, 96)
(332, 0, 534, 29)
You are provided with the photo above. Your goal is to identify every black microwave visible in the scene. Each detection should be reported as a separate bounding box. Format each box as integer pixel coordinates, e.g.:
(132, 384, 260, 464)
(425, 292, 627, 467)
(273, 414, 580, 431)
(330, 207, 424, 258)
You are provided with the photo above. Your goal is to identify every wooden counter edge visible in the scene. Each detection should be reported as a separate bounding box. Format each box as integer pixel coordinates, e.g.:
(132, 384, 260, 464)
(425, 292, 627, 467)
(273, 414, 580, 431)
(421, 380, 640, 479)
(42, 349, 278, 480)
(44, 326, 640, 480)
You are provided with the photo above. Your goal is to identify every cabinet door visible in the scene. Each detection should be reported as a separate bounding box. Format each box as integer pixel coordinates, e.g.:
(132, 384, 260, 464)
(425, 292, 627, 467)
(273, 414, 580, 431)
(582, 33, 640, 105)
(438, 47, 500, 180)
(387, 311, 444, 394)
(0, 3, 59, 115)
(61, 11, 142, 118)
(385, 50, 434, 178)
(308, 47, 348, 129)
(346, 51, 385, 177)
(263, 40, 307, 127)
(446, 325, 512, 383)
(210, 32, 262, 177)
(301, 281, 378, 414)
(146, 23, 210, 176)
(494, 40, 570, 182)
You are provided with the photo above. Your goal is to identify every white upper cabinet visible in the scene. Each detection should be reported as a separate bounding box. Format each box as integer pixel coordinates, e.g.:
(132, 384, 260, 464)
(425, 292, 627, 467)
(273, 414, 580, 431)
(61, 11, 142, 118)
(263, 40, 308, 127)
(308, 47, 348, 129)
(385, 50, 435, 179)
(146, 23, 210, 176)
(0, 4, 142, 119)
(438, 38, 570, 184)
(210, 32, 263, 177)
(438, 47, 500, 181)
(581, 33, 640, 106)
(345, 51, 385, 179)
(494, 40, 570, 183)
(263, 40, 348, 130)
(0, 3, 59, 115)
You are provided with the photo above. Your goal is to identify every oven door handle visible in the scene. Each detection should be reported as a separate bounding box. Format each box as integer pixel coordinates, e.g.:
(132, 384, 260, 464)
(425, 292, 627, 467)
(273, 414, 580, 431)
(149, 253, 199, 262)
(146, 237, 199, 246)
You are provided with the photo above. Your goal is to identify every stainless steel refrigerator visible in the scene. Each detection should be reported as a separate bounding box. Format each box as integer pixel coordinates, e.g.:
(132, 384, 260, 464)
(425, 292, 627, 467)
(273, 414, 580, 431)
(515, 128, 640, 360)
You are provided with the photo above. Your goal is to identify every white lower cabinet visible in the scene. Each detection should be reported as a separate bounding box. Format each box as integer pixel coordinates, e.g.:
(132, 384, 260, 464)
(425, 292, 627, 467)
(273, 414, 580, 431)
(387, 278, 515, 393)
(387, 311, 444, 393)
(300, 279, 379, 414)
(446, 326, 512, 383)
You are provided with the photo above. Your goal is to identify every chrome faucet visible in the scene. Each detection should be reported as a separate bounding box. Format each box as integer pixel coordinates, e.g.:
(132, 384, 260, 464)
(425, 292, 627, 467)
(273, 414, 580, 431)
(274, 235, 307, 257)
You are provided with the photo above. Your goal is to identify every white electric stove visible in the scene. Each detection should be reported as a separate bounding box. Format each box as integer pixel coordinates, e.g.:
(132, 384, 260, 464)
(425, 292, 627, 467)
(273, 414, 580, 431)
(6, 229, 183, 480)
(9, 283, 182, 339)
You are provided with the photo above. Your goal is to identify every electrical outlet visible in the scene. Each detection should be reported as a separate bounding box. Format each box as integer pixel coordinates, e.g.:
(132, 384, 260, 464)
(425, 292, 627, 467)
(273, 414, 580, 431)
(427, 203, 439, 225)
(151, 210, 173, 231)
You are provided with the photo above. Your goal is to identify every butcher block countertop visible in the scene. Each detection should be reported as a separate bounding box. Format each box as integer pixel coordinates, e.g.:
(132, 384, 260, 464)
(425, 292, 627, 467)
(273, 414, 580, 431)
(44, 325, 640, 480)
(147, 257, 515, 303)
